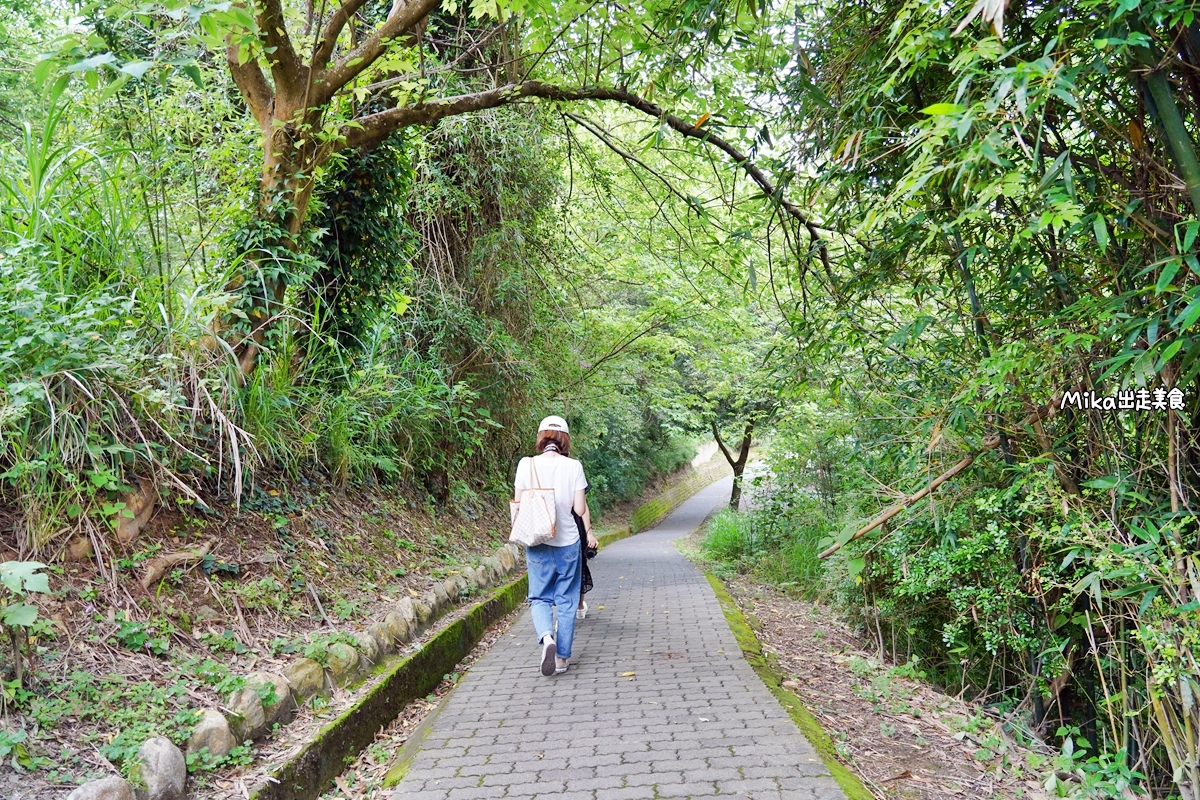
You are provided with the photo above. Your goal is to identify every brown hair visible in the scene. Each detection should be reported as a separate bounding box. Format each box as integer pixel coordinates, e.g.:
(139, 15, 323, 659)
(536, 430, 571, 456)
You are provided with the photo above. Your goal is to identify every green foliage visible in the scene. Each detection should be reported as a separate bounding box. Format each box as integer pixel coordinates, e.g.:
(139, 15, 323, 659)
(308, 140, 417, 349)
(0, 560, 48, 629)
(0, 77, 246, 547)
(698, 499, 829, 598)
(108, 612, 172, 656)
(31, 670, 200, 777)
(185, 742, 254, 775)
(0, 559, 49, 694)
(0, 728, 37, 770)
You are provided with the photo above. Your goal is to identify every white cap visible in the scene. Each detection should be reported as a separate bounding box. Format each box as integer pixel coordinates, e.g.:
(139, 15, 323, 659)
(537, 415, 569, 434)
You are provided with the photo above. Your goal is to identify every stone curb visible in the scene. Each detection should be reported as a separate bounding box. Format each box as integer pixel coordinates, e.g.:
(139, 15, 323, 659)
(66, 542, 527, 799)
(704, 574, 874, 800)
(249, 576, 529, 800)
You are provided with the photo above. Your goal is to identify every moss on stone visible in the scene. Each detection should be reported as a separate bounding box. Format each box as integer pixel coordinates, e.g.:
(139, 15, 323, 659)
(248, 576, 528, 800)
(705, 575, 874, 800)
(631, 498, 670, 532)
(595, 525, 631, 549)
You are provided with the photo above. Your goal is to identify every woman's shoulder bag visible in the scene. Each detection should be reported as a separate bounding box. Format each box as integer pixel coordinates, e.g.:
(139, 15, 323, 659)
(510, 457, 557, 547)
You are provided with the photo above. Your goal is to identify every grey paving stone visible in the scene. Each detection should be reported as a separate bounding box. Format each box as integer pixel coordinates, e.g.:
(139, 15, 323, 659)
(654, 783, 721, 798)
(389, 477, 847, 800)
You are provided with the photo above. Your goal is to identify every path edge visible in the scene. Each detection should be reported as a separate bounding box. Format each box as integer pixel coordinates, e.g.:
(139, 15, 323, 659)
(378, 676, 454, 788)
(704, 574, 874, 800)
(248, 575, 528, 800)
(598, 458, 733, 551)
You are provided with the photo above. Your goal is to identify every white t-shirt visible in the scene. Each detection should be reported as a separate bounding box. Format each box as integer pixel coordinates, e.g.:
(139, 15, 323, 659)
(514, 453, 588, 547)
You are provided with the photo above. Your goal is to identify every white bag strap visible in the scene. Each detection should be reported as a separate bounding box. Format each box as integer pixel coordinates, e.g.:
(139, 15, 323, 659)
(528, 456, 542, 490)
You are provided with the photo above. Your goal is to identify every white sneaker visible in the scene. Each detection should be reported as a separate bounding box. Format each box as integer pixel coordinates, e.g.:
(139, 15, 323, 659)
(576, 602, 588, 620)
(540, 638, 556, 677)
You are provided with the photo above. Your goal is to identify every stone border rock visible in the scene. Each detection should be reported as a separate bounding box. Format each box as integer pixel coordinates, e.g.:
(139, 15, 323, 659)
(250, 575, 528, 800)
(66, 542, 526, 800)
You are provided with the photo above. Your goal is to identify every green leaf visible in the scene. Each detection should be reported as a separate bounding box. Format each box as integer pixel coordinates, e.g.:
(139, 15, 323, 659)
(1176, 289, 1200, 330)
(1181, 220, 1200, 253)
(0, 561, 48, 595)
(1156, 259, 1182, 294)
(1156, 339, 1184, 371)
(2, 604, 38, 628)
(176, 64, 203, 88)
(67, 52, 118, 73)
(119, 61, 155, 79)
(1093, 216, 1109, 252)
(1036, 151, 1070, 193)
(1139, 588, 1160, 615)
(920, 103, 962, 116)
(847, 557, 865, 580)
(23, 573, 49, 594)
(227, 6, 257, 29)
(98, 73, 131, 104)
(1081, 475, 1119, 490)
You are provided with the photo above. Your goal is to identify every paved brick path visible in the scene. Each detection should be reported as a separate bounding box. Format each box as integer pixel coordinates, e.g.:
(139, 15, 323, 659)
(390, 477, 846, 800)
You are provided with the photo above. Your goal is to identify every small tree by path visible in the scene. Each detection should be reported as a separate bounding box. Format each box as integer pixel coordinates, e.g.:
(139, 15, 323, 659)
(713, 419, 753, 511)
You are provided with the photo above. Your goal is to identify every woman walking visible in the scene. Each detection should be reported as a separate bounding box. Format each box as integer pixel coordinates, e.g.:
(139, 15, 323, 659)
(513, 416, 597, 676)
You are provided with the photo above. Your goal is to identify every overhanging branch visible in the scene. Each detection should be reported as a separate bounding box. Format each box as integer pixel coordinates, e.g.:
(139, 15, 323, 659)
(563, 112, 697, 211)
(312, 0, 372, 70)
(339, 81, 828, 270)
(817, 398, 1065, 560)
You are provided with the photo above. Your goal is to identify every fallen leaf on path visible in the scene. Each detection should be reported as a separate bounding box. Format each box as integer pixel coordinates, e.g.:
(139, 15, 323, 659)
(620, 671, 636, 677)
(884, 770, 912, 782)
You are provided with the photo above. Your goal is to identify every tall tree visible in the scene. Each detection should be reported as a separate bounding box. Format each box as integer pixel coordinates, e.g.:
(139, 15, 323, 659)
(49, 0, 827, 374)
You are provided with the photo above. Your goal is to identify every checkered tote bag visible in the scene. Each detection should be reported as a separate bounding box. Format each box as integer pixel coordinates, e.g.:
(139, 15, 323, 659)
(509, 458, 557, 547)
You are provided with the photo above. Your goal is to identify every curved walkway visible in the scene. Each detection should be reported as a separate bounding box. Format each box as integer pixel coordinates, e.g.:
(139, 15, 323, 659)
(389, 476, 846, 800)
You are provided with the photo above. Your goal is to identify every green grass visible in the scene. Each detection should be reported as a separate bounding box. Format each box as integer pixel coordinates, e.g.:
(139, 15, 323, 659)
(699, 510, 751, 563)
(697, 501, 829, 600)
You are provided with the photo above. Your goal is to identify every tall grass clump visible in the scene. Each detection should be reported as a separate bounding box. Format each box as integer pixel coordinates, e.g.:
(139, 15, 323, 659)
(0, 83, 247, 553)
(700, 510, 753, 565)
(698, 497, 832, 598)
(239, 319, 499, 487)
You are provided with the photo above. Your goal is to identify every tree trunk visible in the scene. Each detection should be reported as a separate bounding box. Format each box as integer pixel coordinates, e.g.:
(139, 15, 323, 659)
(713, 420, 753, 511)
(234, 129, 320, 375)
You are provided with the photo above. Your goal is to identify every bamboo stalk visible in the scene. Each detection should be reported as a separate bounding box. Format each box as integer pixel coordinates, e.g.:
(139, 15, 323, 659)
(1136, 43, 1200, 215)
